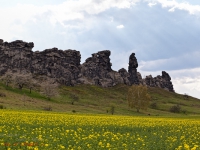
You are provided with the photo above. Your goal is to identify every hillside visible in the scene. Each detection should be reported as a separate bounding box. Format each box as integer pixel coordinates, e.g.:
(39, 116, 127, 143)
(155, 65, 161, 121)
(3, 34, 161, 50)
(0, 82, 200, 116)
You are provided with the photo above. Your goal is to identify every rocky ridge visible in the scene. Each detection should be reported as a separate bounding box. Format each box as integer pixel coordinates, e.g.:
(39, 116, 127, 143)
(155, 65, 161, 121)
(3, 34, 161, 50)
(0, 39, 174, 92)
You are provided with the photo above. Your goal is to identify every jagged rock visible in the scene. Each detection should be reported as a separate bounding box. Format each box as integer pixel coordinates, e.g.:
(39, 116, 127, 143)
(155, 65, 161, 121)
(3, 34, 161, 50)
(32, 48, 81, 86)
(118, 68, 131, 85)
(161, 71, 174, 92)
(137, 72, 146, 85)
(80, 50, 123, 87)
(128, 53, 139, 85)
(0, 40, 81, 86)
(0, 39, 175, 91)
(144, 71, 174, 92)
(0, 39, 3, 45)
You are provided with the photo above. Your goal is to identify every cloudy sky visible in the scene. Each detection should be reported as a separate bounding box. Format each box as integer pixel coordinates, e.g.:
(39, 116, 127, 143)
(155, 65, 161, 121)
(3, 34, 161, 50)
(1, 0, 200, 98)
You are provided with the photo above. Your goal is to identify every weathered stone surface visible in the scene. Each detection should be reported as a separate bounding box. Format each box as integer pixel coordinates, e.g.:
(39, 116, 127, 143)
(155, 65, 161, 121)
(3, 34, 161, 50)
(161, 71, 174, 92)
(0, 39, 3, 45)
(0, 40, 81, 86)
(79, 50, 124, 87)
(0, 39, 174, 91)
(143, 71, 174, 92)
(128, 53, 139, 85)
(118, 68, 131, 85)
(32, 48, 81, 86)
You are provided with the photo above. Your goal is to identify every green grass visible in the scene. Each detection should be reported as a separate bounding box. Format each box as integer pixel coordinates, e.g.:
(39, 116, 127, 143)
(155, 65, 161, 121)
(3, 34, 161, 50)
(0, 82, 200, 116)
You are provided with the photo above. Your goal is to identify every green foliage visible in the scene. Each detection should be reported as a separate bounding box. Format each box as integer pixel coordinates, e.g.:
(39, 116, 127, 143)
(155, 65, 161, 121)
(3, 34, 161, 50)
(43, 106, 52, 111)
(150, 102, 157, 109)
(0, 104, 5, 109)
(0, 92, 6, 97)
(0, 80, 200, 115)
(110, 105, 115, 115)
(69, 93, 79, 105)
(170, 104, 181, 113)
(127, 85, 151, 112)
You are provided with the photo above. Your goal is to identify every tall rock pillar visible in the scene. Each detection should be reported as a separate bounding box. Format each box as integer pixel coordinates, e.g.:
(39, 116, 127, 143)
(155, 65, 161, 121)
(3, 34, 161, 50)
(128, 53, 139, 85)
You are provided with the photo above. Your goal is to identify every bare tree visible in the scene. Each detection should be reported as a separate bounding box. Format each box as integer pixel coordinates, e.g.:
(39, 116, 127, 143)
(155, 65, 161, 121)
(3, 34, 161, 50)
(1, 72, 13, 87)
(26, 74, 37, 93)
(41, 81, 58, 100)
(14, 74, 27, 90)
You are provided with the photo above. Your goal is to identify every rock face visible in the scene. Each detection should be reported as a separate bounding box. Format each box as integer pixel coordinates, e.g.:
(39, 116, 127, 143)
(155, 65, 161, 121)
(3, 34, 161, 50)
(0, 39, 174, 91)
(79, 50, 124, 87)
(128, 53, 139, 85)
(0, 40, 34, 75)
(142, 71, 174, 92)
(0, 40, 81, 86)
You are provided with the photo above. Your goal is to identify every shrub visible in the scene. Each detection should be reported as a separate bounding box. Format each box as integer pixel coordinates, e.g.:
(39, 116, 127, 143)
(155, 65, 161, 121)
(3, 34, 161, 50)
(0, 92, 6, 97)
(70, 94, 79, 105)
(170, 105, 181, 113)
(0, 105, 6, 109)
(72, 110, 76, 113)
(110, 105, 115, 115)
(43, 106, 52, 111)
(150, 102, 157, 109)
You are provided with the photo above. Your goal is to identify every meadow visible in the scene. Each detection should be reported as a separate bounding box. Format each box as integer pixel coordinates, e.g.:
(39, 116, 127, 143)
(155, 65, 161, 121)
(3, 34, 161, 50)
(0, 110, 200, 150)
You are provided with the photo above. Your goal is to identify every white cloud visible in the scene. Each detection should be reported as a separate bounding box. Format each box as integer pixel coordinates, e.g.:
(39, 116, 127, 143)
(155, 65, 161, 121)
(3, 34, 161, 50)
(147, 0, 200, 15)
(139, 51, 200, 71)
(116, 25, 124, 29)
(0, 0, 139, 41)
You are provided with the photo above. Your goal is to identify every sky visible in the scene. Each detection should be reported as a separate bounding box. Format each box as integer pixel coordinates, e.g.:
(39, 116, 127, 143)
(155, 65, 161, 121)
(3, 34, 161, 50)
(0, 0, 200, 99)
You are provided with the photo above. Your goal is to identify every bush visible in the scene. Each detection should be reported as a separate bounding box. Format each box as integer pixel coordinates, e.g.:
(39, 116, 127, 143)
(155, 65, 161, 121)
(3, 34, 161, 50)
(150, 102, 157, 109)
(170, 105, 181, 113)
(43, 106, 52, 111)
(110, 105, 115, 115)
(72, 110, 76, 113)
(0, 92, 6, 97)
(70, 94, 79, 105)
(0, 105, 6, 109)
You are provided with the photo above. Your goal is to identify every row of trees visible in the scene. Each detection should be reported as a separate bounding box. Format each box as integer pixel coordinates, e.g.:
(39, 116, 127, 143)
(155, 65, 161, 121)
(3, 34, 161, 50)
(0, 72, 58, 100)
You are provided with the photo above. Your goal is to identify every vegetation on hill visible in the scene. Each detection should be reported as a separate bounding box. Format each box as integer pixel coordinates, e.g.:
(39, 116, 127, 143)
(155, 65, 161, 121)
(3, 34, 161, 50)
(0, 81, 200, 116)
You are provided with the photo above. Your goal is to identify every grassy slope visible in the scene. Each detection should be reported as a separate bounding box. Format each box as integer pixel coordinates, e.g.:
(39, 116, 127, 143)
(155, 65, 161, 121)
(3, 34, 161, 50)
(0, 82, 200, 116)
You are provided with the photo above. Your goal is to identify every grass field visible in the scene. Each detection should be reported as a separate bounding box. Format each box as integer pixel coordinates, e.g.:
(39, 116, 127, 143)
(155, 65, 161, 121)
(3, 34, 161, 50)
(0, 82, 200, 116)
(0, 110, 200, 150)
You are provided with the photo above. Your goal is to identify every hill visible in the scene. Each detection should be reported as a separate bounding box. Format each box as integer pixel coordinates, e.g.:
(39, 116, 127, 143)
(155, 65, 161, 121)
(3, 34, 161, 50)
(0, 82, 199, 116)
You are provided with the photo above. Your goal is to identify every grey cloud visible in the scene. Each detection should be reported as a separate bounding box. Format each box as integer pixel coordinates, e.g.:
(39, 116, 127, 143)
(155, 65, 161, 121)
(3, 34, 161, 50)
(10, 1, 200, 71)
(139, 51, 200, 71)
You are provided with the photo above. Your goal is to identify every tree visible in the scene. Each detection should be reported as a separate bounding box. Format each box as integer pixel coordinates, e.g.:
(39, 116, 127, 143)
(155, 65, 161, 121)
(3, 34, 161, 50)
(1, 72, 12, 87)
(127, 85, 151, 112)
(41, 81, 58, 100)
(26, 74, 37, 93)
(70, 93, 79, 105)
(14, 74, 27, 90)
(183, 93, 189, 100)
(110, 105, 115, 115)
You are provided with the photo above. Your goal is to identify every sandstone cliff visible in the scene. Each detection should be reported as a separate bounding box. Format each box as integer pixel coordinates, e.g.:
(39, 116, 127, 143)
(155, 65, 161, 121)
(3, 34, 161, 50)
(0, 39, 174, 91)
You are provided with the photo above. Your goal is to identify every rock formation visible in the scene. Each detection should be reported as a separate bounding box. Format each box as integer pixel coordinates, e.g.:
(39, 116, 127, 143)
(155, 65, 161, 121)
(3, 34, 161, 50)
(78, 50, 124, 87)
(142, 71, 174, 92)
(0, 39, 174, 91)
(128, 53, 139, 85)
(0, 40, 80, 86)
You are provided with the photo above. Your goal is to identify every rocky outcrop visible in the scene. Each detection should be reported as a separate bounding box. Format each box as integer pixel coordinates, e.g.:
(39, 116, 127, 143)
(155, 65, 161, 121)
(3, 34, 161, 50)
(128, 53, 139, 85)
(78, 50, 124, 87)
(0, 39, 174, 91)
(0, 40, 81, 86)
(142, 71, 174, 92)
(0, 40, 34, 75)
